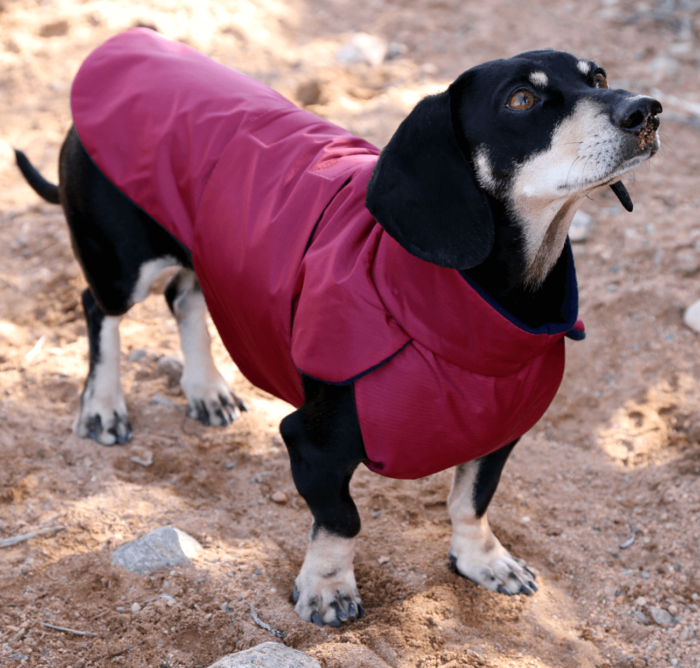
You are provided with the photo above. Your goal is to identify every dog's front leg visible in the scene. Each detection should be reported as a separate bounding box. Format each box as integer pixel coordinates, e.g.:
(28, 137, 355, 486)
(448, 440, 538, 596)
(280, 376, 366, 627)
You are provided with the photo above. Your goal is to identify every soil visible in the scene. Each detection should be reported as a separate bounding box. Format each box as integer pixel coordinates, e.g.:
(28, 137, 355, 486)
(1, 1, 700, 667)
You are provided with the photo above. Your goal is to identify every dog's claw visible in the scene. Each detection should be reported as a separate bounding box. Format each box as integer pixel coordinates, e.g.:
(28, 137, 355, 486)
(310, 612, 323, 627)
(292, 585, 299, 603)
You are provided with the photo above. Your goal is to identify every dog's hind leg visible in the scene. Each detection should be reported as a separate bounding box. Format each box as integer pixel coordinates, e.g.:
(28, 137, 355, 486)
(448, 440, 538, 596)
(280, 376, 367, 627)
(164, 269, 247, 425)
(73, 288, 130, 445)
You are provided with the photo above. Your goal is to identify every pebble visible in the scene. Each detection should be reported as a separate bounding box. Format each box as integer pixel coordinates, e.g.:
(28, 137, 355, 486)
(207, 642, 321, 668)
(131, 602, 141, 613)
(569, 210, 594, 242)
(679, 625, 695, 641)
(270, 491, 288, 504)
(335, 33, 387, 66)
(295, 80, 323, 106)
(128, 348, 148, 362)
(156, 355, 184, 381)
(631, 610, 650, 625)
(648, 605, 673, 627)
(683, 299, 700, 333)
(112, 527, 202, 574)
(378, 556, 390, 565)
(151, 395, 174, 408)
(619, 536, 635, 549)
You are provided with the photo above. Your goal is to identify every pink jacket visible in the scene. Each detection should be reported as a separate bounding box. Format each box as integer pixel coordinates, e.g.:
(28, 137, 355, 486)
(72, 29, 583, 479)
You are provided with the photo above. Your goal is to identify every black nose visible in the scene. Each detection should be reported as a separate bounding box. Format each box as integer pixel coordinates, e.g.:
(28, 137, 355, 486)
(616, 96, 662, 135)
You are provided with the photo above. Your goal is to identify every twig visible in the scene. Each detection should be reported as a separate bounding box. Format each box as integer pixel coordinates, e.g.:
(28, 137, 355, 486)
(249, 604, 287, 638)
(39, 622, 97, 637)
(0, 526, 64, 548)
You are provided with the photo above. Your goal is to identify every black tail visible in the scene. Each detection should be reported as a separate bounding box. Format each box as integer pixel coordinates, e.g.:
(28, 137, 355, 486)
(14, 149, 60, 205)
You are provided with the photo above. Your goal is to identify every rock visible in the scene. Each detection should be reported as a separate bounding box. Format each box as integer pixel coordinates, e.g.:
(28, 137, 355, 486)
(128, 348, 148, 362)
(631, 610, 649, 625)
(679, 625, 695, 641)
(0, 139, 14, 174)
(648, 605, 673, 627)
(112, 527, 202, 574)
(387, 42, 407, 60)
(569, 210, 594, 242)
(131, 602, 141, 613)
(270, 491, 288, 504)
(39, 19, 69, 38)
(335, 33, 387, 66)
(683, 299, 700, 333)
(151, 394, 174, 408)
(156, 355, 184, 381)
(295, 80, 322, 106)
(207, 642, 321, 668)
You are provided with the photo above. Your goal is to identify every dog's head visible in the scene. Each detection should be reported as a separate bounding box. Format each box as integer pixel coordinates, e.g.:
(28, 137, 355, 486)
(366, 49, 661, 286)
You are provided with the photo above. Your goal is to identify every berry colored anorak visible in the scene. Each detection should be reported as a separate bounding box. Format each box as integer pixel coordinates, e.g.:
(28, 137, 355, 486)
(71, 28, 583, 480)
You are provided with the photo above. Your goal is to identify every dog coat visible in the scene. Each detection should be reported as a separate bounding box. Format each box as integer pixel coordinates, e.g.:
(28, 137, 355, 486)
(71, 29, 584, 479)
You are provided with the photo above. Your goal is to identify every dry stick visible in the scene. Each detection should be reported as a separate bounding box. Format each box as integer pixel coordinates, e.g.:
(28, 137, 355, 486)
(39, 622, 97, 637)
(249, 604, 287, 638)
(0, 527, 64, 549)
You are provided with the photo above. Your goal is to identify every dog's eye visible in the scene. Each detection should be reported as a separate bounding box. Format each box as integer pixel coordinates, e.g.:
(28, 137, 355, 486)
(593, 73, 608, 89)
(508, 90, 535, 110)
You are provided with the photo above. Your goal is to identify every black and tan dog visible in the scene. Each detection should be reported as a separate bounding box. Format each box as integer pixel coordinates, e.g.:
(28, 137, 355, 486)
(16, 43, 661, 627)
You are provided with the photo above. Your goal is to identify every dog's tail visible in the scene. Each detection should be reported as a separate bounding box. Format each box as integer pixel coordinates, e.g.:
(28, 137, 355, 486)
(14, 149, 60, 205)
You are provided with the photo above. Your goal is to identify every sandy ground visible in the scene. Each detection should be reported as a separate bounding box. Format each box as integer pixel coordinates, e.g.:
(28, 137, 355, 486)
(1, 0, 700, 666)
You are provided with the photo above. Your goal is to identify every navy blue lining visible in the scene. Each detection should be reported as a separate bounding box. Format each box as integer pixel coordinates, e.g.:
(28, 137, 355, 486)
(459, 239, 579, 337)
(299, 339, 413, 386)
(565, 327, 586, 341)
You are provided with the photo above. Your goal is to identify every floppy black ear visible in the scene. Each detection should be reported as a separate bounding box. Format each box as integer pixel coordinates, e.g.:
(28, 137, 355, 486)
(366, 83, 494, 269)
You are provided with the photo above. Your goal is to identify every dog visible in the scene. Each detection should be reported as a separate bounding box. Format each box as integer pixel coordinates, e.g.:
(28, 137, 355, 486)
(15, 29, 661, 627)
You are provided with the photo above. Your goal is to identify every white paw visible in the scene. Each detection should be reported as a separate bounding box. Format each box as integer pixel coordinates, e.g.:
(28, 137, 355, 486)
(293, 531, 363, 627)
(73, 392, 131, 446)
(449, 531, 538, 596)
(181, 372, 247, 426)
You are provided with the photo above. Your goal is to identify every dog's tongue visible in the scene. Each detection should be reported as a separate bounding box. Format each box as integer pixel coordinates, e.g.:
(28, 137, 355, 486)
(610, 181, 633, 212)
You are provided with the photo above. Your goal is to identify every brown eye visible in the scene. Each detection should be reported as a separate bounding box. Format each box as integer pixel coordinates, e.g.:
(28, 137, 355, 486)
(508, 90, 535, 110)
(593, 73, 608, 89)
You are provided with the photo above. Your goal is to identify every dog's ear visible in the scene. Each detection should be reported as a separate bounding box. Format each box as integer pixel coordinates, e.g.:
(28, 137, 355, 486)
(366, 81, 494, 269)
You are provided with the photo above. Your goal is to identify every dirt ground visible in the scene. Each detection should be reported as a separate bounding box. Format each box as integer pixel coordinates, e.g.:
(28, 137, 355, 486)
(1, 0, 700, 666)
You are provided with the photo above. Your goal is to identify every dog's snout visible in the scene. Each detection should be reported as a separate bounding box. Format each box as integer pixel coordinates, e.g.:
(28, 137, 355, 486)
(616, 96, 662, 135)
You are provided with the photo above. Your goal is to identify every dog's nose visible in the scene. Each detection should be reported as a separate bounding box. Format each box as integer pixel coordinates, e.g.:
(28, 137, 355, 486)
(616, 96, 663, 135)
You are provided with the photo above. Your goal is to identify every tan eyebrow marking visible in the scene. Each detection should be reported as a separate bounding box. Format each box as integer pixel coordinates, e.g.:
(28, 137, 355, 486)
(529, 71, 548, 87)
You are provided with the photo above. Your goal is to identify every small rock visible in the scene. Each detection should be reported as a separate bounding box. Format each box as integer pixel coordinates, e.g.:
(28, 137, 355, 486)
(569, 210, 594, 242)
(112, 527, 202, 574)
(225, 461, 237, 470)
(335, 33, 387, 66)
(39, 19, 69, 38)
(295, 80, 323, 106)
(270, 491, 288, 504)
(131, 602, 141, 613)
(619, 536, 635, 549)
(648, 605, 673, 627)
(151, 394, 174, 408)
(156, 355, 184, 382)
(683, 299, 700, 333)
(128, 348, 148, 362)
(378, 556, 390, 565)
(207, 642, 321, 668)
(631, 610, 650, 625)
(679, 625, 695, 641)
(387, 42, 407, 60)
